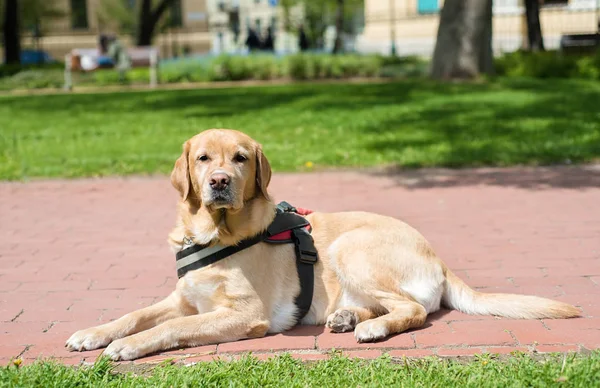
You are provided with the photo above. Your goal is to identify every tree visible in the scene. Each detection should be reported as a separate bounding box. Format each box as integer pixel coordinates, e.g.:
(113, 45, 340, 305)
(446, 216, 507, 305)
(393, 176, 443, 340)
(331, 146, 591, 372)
(137, 0, 177, 46)
(332, 0, 345, 53)
(3, 0, 21, 64)
(430, 0, 494, 80)
(524, 0, 544, 51)
(302, 0, 362, 52)
(96, 0, 138, 35)
(20, 0, 65, 53)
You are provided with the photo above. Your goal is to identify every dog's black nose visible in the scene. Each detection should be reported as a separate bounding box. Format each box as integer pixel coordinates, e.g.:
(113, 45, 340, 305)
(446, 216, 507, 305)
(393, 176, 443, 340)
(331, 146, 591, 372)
(210, 173, 230, 191)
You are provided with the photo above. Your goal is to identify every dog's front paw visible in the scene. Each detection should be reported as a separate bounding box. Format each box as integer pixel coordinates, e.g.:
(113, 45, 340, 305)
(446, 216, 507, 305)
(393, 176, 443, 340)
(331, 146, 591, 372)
(326, 309, 358, 333)
(354, 320, 388, 343)
(65, 328, 112, 352)
(104, 338, 143, 361)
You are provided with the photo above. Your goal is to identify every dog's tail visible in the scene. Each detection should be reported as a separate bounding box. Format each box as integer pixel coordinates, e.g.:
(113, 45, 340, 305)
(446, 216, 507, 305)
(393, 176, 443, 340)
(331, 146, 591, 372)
(442, 269, 580, 319)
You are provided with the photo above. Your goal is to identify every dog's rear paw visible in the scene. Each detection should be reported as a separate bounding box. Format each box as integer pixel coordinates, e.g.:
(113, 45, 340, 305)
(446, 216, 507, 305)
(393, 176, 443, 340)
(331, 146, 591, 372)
(354, 320, 388, 343)
(65, 328, 112, 352)
(326, 309, 359, 333)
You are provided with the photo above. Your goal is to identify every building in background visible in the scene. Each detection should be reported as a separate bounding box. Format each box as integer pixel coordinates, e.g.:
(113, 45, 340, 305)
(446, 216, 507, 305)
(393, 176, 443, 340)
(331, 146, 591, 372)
(14, 0, 211, 60)
(357, 0, 600, 57)
(206, 0, 304, 54)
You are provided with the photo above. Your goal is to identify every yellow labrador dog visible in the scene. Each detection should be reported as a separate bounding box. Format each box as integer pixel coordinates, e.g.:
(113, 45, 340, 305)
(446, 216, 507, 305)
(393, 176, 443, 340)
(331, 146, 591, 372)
(66, 129, 579, 360)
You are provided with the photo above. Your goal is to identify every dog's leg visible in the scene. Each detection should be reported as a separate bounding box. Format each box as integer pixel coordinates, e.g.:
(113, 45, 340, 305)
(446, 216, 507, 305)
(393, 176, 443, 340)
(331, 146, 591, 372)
(103, 310, 269, 361)
(353, 295, 426, 343)
(326, 307, 377, 333)
(66, 291, 194, 352)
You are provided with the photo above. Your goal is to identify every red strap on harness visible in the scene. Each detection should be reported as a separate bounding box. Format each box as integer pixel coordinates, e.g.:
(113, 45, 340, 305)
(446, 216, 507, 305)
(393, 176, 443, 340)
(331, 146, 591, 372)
(266, 207, 313, 242)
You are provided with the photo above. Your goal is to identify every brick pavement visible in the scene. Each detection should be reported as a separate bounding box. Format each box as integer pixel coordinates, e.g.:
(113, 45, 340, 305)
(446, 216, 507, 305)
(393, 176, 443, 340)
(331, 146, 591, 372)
(1, 165, 599, 365)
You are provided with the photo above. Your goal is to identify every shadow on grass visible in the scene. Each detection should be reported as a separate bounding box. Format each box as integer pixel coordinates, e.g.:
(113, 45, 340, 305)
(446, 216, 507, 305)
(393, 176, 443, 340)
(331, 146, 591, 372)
(1, 78, 599, 184)
(359, 78, 600, 184)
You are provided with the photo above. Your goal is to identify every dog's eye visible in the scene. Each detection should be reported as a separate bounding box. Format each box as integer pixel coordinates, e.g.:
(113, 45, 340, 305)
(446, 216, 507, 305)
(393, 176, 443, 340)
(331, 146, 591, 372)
(235, 154, 247, 163)
(197, 155, 209, 162)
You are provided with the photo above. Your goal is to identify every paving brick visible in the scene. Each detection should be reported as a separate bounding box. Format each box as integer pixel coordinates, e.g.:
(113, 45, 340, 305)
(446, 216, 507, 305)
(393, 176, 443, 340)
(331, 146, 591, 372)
(290, 353, 331, 362)
(437, 347, 483, 357)
(452, 320, 575, 346)
(0, 346, 27, 359)
(317, 331, 414, 350)
(535, 345, 580, 353)
(158, 345, 217, 357)
(183, 354, 228, 364)
(340, 350, 383, 359)
(416, 325, 515, 348)
(542, 317, 600, 331)
(2, 167, 600, 362)
(485, 347, 529, 355)
(218, 326, 320, 353)
(387, 349, 436, 358)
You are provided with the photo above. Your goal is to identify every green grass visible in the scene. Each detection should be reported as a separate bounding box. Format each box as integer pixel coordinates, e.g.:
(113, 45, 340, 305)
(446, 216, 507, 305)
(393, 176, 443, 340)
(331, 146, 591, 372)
(1, 78, 600, 180)
(1, 352, 600, 387)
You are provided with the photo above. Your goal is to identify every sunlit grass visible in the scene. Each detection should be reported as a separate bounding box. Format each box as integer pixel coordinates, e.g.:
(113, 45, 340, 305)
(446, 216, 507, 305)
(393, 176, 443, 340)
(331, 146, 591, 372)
(1, 78, 599, 180)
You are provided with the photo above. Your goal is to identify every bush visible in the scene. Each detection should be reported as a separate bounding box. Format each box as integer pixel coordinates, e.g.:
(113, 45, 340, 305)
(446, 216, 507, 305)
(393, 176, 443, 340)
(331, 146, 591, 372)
(0, 53, 424, 90)
(495, 50, 600, 79)
(0, 69, 63, 90)
(0, 62, 63, 78)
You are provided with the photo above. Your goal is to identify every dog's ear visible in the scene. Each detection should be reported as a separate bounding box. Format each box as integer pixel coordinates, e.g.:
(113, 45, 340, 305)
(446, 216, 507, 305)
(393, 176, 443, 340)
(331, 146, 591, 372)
(171, 141, 192, 201)
(255, 146, 272, 200)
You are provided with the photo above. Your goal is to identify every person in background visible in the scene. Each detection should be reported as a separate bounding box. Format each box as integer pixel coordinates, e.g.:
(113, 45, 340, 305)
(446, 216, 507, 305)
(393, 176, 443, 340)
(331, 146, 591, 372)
(298, 25, 309, 52)
(97, 34, 115, 68)
(106, 35, 131, 83)
(262, 26, 275, 52)
(245, 27, 261, 52)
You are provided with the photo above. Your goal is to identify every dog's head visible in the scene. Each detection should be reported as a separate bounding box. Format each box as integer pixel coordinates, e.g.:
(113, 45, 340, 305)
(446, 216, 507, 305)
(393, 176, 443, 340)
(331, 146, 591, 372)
(170, 129, 272, 213)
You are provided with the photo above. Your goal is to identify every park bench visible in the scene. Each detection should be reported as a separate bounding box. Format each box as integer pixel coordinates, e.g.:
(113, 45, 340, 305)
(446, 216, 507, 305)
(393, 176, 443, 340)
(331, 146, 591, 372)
(63, 46, 159, 90)
(559, 33, 600, 55)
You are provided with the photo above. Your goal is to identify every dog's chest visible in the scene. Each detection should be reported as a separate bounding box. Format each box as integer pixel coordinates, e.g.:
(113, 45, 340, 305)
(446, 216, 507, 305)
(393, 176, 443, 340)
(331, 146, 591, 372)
(268, 301, 298, 333)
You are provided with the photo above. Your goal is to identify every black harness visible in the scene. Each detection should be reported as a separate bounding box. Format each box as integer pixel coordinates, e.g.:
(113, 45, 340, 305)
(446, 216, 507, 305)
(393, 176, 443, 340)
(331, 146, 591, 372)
(175, 202, 319, 323)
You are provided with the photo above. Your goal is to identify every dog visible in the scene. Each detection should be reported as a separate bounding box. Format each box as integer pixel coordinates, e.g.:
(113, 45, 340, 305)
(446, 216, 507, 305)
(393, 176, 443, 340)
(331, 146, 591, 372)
(66, 129, 580, 360)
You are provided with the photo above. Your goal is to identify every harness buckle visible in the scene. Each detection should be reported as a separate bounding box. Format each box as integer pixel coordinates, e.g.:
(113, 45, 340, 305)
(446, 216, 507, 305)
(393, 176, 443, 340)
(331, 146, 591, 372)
(292, 228, 318, 265)
(277, 201, 297, 214)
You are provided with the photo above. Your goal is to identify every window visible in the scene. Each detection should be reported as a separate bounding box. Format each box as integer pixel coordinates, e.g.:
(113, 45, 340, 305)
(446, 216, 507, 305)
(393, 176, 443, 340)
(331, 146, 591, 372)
(255, 18, 262, 32)
(70, 0, 88, 29)
(417, 0, 439, 14)
(169, 0, 183, 27)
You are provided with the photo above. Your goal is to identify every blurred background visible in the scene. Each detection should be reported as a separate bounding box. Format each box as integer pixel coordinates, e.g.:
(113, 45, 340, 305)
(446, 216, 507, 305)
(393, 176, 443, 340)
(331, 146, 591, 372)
(0, 0, 599, 90)
(0, 1, 599, 180)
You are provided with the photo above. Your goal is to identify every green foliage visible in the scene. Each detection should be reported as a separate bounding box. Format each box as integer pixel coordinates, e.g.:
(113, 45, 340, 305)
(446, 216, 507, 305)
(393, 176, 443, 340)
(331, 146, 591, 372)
(1, 77, 599, 180)
(0, 69, 63, 90)
(285, 54, 386, 80)
(495, 50, 600, 80)
(1, 352, 600, 387)
(96, 0, 137, 36)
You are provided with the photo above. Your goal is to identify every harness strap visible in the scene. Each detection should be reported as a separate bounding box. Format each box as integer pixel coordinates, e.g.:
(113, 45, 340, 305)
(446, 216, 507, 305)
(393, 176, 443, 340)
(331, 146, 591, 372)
(175, 233, 266, 278)
(291, 227, 318, 321)
(174, 202, 318, 324)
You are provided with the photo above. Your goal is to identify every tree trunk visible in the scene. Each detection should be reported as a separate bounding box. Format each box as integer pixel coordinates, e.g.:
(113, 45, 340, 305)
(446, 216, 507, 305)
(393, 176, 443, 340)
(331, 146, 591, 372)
(430, 0, 494, 80)
(524, 0, 545, 52)
(3, 0, 21, 65)
(136, 0, 175, 46)
(332, 0, 344, 54)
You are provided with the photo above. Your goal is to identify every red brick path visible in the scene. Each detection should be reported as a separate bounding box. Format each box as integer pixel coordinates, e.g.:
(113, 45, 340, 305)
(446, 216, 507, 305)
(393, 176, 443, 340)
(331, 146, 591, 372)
(1, 166, 599, 365)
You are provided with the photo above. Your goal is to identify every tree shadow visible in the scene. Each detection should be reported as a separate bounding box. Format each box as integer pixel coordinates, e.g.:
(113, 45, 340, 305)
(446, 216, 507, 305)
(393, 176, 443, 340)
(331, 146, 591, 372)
(373, 164, 600, 190)
(361, 78, 600, 188)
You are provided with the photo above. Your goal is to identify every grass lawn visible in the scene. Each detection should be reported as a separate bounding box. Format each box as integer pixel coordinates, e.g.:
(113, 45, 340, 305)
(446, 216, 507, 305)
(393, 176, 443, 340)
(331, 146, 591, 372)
(1, 78, 599, 180)
(2, 353, 600, 387)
